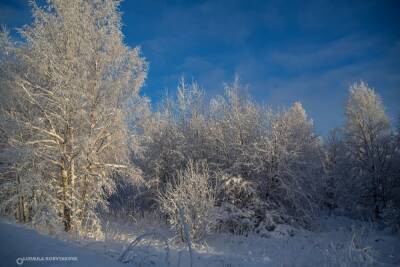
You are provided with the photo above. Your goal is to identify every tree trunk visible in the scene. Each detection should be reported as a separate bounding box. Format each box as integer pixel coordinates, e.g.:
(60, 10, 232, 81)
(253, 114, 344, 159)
(62, 168, 71, 232)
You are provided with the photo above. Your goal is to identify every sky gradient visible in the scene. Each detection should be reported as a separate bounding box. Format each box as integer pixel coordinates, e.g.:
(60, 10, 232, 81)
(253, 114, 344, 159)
(1, 0, 399, 135)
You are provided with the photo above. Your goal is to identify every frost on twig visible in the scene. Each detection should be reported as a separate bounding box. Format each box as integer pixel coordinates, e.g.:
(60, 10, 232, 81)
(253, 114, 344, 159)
(118, 232, 170, 266)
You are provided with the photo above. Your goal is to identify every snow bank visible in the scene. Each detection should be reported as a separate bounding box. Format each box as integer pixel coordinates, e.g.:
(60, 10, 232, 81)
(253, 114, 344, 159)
(0, 220, 125, 267)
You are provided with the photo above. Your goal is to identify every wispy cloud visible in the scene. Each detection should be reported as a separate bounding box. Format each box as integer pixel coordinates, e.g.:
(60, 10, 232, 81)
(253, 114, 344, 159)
(238, 38, 400, 134)
(266, 34, 382, 72)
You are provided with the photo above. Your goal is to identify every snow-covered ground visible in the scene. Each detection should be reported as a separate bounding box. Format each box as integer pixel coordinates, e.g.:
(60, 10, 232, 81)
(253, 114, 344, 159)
(0, 220, 127, 267)
(0, 216, 399, 267)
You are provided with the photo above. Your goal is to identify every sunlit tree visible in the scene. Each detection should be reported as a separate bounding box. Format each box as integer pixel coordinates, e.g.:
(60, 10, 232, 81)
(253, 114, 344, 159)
(344, 81, 394, 218)
(0, 0, 147, 238)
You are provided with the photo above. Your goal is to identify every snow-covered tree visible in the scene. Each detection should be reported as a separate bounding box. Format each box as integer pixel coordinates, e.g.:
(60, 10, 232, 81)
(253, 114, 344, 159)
(344, 81, 395, 218)
(260, 102, 323, 227)
(140, 77, 324, 231)
(0, 0, 147, 238)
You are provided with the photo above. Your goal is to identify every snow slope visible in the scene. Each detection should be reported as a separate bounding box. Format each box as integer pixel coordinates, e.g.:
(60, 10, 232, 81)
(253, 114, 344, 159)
(0, 220, 126, 267)
(0, 216, 399, 267)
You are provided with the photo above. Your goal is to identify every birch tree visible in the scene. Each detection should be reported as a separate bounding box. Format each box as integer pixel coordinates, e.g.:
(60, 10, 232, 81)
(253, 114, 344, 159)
(0, 0, 147, 238)
(344, 81, 394, 218)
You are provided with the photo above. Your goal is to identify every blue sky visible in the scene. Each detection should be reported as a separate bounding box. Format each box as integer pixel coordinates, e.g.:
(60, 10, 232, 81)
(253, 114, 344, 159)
(1, 0, 399, 135)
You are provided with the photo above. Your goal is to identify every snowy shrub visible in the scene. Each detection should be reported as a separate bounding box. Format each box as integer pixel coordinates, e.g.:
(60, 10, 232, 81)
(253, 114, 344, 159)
(158, 160, 216, 242)
(217, 203, 257, 234)
(216, 174, 274, 234)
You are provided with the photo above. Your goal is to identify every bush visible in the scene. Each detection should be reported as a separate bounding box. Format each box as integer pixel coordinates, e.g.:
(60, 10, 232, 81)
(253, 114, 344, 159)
(158, 160, 216, 242)
(216, 174, 271, 234)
